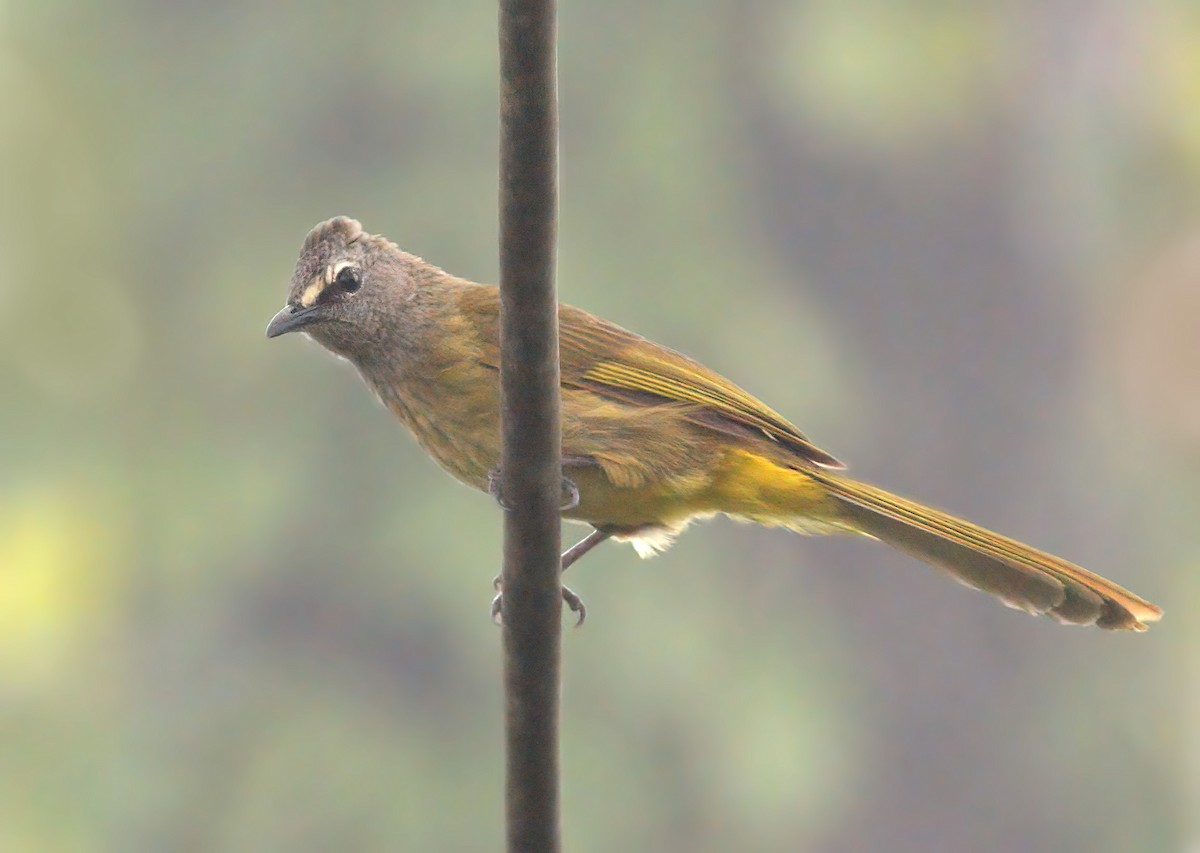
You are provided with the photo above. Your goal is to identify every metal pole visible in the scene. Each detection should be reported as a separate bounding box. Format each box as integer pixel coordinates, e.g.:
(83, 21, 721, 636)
(498, 0, 561, 849)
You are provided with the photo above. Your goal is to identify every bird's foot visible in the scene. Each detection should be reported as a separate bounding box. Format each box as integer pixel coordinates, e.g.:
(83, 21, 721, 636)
(491, 579, 587, 627)
(488, 467, 580, 511)
(486, 469, 509, 509)
(561, 477, 580, 511)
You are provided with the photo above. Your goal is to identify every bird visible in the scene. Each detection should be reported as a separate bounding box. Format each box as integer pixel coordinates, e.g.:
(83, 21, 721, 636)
(266, 216, 1162, 631)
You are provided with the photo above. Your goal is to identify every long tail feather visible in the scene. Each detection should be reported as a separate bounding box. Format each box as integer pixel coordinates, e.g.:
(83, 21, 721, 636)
(808, 471, 1163, 631)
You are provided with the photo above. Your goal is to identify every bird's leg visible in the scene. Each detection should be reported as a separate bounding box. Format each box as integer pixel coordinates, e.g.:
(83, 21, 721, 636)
(561, 527, 610, 572)
(550, 527, 611, 624)
(491, 526, 613, 626)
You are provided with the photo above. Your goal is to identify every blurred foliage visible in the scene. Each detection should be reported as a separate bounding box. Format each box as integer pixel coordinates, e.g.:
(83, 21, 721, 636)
(0, 0, 1195, 850)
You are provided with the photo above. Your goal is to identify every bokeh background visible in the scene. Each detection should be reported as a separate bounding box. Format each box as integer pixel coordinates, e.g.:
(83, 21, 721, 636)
(2, 1, 1196, 850)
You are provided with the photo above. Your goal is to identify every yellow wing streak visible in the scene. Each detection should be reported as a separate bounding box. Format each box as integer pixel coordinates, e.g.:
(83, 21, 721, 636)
(578, 359, 843, 468)
(461, 288, 844, 468)
(585, 362, 785, 430)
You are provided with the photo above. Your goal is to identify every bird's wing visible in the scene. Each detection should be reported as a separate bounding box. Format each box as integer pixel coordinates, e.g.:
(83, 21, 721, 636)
(459, 286, 844, 469)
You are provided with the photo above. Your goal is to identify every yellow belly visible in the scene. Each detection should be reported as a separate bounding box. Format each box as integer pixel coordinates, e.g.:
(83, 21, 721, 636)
(566, 447, 847, 536)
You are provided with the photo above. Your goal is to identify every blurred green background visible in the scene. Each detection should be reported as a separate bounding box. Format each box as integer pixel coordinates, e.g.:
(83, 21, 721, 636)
(1, 0, 1195, 850)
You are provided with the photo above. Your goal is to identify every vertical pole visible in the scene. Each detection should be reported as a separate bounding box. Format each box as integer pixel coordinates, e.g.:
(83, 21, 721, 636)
(498, 0, 561, 850)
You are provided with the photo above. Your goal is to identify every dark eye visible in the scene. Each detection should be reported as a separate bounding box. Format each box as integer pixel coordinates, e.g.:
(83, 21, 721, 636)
(335, 265, 361, 293)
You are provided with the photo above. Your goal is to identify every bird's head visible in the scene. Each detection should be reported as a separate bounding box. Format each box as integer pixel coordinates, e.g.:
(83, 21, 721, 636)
(266, 216, 415, 363)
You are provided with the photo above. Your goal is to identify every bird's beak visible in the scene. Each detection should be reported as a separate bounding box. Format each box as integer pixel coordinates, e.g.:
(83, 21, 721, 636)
(266, 304, 321, 338)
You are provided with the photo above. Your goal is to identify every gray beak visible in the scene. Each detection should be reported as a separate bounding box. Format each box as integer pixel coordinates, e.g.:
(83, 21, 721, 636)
(266, 304, 321, 338)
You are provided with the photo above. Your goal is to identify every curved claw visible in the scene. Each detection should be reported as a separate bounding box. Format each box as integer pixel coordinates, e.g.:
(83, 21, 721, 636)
(560, 476, 580, 512)
(562, 584, 587, 626)
(487, 468, 511, 510)
(487, 468, 580, 513)
(489, 585, 587, 627)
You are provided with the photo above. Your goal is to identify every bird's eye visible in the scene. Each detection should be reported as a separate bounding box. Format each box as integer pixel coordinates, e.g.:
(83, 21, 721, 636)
(335, 265, 362, 293)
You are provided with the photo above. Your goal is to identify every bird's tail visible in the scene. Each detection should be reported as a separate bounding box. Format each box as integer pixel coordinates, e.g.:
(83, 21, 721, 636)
(806, 469, 1163, 631)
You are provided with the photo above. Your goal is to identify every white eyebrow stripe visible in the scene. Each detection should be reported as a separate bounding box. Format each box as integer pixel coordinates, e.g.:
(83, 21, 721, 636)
(299, 279, 325, 307)
(300, 261, 358, 307)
